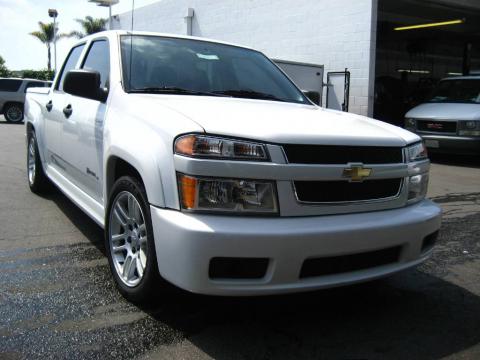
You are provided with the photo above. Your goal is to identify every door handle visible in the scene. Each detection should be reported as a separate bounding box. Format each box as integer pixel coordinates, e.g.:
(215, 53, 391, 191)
(45, 100, 53, 112)
(63, 104, 73, 118)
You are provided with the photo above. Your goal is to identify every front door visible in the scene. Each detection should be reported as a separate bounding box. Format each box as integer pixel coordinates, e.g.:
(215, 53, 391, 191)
(61, 39, 110, 203)
(44, 44, 85, 171)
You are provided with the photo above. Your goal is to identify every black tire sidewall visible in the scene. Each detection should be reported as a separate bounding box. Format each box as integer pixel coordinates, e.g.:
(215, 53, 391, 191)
(105, 176, 161, 303)
(5, 104, 24, 123)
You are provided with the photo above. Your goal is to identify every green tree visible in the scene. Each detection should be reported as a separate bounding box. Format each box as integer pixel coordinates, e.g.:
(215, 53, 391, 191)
(21, 69, 55, 81)
(68, 16, 108, 38)
(0, 55, 10, 77)
(29, 22, 68, 71)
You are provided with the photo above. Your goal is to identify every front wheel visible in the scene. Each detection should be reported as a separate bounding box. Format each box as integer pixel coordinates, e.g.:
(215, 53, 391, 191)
(27, 132, 50, 193)
(4, 103, 24, 123)
(105, 176, 165, 303)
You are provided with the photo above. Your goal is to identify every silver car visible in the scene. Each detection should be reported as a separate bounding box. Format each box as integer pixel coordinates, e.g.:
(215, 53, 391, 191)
(0, 78, 51, 123)
(405, 75, 480, 155)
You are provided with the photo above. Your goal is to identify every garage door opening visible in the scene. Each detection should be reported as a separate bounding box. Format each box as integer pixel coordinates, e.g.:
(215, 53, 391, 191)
(374, 0, 480, 126)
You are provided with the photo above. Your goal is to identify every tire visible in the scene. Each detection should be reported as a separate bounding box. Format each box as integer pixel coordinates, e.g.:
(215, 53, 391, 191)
(105, 176, 165, 303)
(4, 103, 24, 123)
(27, 132, 50, 193)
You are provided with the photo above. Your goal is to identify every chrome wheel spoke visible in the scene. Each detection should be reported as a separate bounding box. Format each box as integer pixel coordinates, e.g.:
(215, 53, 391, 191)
(128, 257, 137, 280)
(136, 256, 144, 278)
(112, 242, 127, 252)
(111, 233, 127, 242)
(123, 255, 133, 279)
(114, 202, 129, 227)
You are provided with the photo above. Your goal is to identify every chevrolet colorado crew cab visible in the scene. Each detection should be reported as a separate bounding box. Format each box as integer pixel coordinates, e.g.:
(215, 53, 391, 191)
(25, 31, 442, 302)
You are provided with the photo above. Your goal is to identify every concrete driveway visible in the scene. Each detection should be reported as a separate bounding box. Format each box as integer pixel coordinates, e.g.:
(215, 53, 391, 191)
(1, 118, 479, 359)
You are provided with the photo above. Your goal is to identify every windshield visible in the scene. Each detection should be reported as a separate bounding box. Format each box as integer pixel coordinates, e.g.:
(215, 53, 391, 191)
(120, 35, 309, 104)
(429, 79, 480, 104)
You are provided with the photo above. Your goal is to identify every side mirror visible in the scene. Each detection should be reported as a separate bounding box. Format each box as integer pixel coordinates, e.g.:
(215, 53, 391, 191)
(63, 69, 108, 102)
(302, 90, 321, 105)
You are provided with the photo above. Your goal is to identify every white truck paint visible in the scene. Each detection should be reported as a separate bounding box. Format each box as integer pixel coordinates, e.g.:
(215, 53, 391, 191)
(25, 31, 441, 300)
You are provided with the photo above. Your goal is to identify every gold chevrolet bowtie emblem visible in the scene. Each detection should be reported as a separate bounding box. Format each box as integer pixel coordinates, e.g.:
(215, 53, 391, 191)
(342, 165, 372, 182)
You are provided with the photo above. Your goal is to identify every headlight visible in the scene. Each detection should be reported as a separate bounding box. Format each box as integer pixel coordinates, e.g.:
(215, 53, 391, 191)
(177, 174, 278, 214)
(463, 121, 478, 129)
(406, 141, 428, 162)
(459, 121, 480, 136)
(408, 174, 429, 203)
(405, 118, 416, 130)
(175, 134, 268, 161)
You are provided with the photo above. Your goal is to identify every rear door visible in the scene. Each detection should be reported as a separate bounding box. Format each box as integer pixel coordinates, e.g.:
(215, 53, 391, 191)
(43, 44, 85, 171)
(61, 39, 110, 202)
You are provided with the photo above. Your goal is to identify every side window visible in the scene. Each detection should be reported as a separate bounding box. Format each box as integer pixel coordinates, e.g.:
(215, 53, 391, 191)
(82, 40, 110, 89)
(56, 44, 85, 92)
(0, 79, 22, 92)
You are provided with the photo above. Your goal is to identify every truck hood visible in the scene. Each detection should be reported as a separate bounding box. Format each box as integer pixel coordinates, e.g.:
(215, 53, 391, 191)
(405, 102, 480, 121)
(141, 95, 419, 146)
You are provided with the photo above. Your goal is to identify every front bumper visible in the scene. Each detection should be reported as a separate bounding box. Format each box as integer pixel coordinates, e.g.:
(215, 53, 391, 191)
(420, 134, 480, 155)
(150, 199, 442, 296)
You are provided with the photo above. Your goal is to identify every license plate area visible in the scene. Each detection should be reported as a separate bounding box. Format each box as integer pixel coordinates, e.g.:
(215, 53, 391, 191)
(425, 139, 439, 148)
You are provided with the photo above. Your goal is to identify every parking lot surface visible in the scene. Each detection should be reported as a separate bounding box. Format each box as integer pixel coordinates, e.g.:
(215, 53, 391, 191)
(1, 117, 479, 360)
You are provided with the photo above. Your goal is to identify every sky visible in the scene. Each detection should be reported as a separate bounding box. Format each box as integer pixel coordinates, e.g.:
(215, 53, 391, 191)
(0, 0, 159, 71)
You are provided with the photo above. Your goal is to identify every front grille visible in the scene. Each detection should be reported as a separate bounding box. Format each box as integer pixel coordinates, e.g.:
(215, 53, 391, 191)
(417, 120, 457, 133)
(283, 144, 403, 164)
(299, 246, 402, 278)
(294, 178, 402, 203)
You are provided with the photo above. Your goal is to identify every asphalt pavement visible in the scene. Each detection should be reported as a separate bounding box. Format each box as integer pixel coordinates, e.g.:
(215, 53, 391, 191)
(1, 117, 479, 360)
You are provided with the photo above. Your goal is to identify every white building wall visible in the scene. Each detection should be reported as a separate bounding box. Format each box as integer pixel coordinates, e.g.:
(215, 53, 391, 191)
(114, 0, 377, 116)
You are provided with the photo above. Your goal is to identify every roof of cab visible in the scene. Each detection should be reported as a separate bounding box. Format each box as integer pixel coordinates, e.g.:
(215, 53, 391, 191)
(75, 30, 257, 52)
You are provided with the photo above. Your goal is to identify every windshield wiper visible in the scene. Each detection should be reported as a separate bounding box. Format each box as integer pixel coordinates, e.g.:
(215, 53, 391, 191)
(129, 86, 226, 97)
(213, 89, 288, 102)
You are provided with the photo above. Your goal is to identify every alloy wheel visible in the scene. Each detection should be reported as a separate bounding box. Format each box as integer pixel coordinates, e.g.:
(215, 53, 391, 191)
(109, 191, 148, 287)
(28, 137, 36, 185)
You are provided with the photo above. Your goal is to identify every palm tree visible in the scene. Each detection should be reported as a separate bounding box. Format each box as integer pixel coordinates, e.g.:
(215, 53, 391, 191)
(29, 22, 68, 71)
(69, 16, 108, 39)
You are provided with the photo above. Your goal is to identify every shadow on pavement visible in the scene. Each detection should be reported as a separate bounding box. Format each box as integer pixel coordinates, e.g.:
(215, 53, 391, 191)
(139, 270, 480, 359)
(37, 186, 106, 256)
(430, 153, 480, 169)
(0, 121, 24, 126)
(35, 184, 480, 359)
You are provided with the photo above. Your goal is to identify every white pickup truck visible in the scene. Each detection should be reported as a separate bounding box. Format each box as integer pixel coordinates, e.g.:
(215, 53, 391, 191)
(25, 31, 441, 302)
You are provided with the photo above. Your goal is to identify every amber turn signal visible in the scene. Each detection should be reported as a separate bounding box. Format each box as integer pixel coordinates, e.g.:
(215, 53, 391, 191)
(178, 174, 197, 209)
(175, 135, 196, 156)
